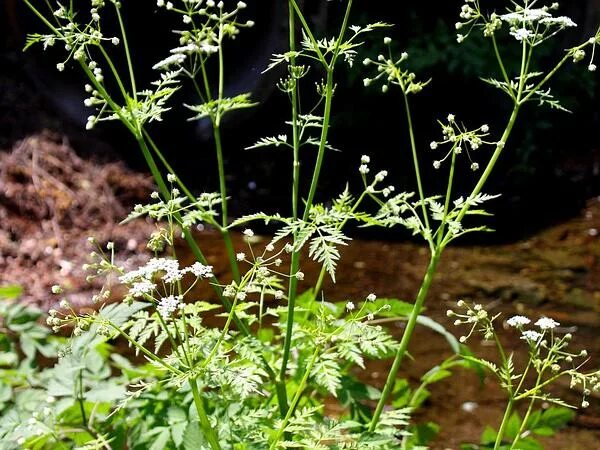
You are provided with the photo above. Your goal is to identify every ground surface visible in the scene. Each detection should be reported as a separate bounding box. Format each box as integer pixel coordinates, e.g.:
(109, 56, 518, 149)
(1, 132, 600, 448)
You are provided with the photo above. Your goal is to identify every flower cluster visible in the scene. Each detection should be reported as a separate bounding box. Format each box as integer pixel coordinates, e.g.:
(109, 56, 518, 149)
(358, 155, 395, 197)
(447, 299, 498, 342)
(455, 1, 578, 46)
(429, 114, 494, 171)
(451, 300, 598, 409)
(152, 0, 253, 71)
(362, 38, 430, 95)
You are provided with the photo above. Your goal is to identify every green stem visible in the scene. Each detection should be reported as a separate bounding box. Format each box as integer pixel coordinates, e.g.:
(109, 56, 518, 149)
(442, 103, 520, 247)
(108, 322, 182, 374)
(113, 1, 137, 102)
(368, 250, 441, 431)
(279, 43, 336, 409)
(491, 35, 513, 95)
(271, 347, 321, 449)
(189, 379, 222, 450)
(494, 399, 514, 450)
(213, 125, 241, 282)
(436, 150, 456, 247)
(402, 91, 431, 233)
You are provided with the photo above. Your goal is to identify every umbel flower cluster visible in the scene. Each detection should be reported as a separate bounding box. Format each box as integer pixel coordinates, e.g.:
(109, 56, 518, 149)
(448, 300, 600, 410)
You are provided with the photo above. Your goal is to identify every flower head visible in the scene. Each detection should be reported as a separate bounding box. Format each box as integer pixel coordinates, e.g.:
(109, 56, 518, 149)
(506, 315, 531, 327)
(535, 317, 560, 330)
(521, 330, 543, 342)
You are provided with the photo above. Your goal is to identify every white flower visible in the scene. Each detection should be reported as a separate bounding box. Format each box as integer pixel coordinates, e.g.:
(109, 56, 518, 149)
(296, 271, 304, 281)
(130, 280, 156, 297)
(359, 164, 369, 174)
(506, 315, 531, 327)
(111, 37, 120, 45)
(157, 295, 181, 318)
(535, 317, 560, 330)
(186, 262, 213, 278)
(430, 141, 438, 150)
(383, 37, 392, 45)
(243, 228, 254, 237)
(481, 124, 489, 133)
(363, 78, 371, 87)
(588, 64, 597, 72)
(375, 170, 388, 182)
(236, 252, 246, 261)
(470, 162, 479, 171)
(456, 34, 465, 43)
(510, 28, 533, 42)
(521, 330, 543, 342)
(274, 290, 284, 300)
(361, 155, 370, 164)
(433, 160, 441, 169)
(366, 293, 377, 302)
(346, 301, 355, 311)
(167, 173, 177, 183)
(266, 243, 275, 252)
(447, 114, 455, 122)
(51, 285, 62, 294)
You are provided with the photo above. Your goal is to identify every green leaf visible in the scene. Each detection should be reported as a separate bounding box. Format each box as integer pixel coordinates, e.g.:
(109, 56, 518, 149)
(148, 427, 171, 450)
(183, 421, 206, 450)
(480, 425, 497, 444)
(416, 315, 461, 354)
(538, 407, 575, 428)
(421, 366, 453, 384)
(0, 285, 22, 300)
(506, 411, 521, 440)
(391, 379, 412, 408)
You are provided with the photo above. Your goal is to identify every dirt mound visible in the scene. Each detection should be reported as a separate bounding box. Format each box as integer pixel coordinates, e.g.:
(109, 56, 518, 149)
(0, 131, 156, 306)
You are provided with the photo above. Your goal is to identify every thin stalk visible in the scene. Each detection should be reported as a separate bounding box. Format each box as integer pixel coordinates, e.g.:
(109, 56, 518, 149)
(368, 250, 441, 431)
(289, 1, 301, 221)
(276, 1, 303, 415)
(289, 0, 326, 65)
(402, 91, 430, 232)
(271, 347, 321, 449)
(98, 46, 129, 103)
(491, 34, 513, 94)
(442, 103, 520, 246)
(510, 397, 536, 450)
(303, 70, 335, 218)
(436, 150, 457, 247)
(108, 323, 182, 374)
(113, 2, 137, 102)
(189, 379, 222, 450)
(213, 125, 241, 282)
(279, 26, 336, 407)
(494, 399, 514, 450)
(78, 369, 87, 425)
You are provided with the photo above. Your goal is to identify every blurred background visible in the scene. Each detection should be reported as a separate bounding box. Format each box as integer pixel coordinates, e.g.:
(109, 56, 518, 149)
(1, 0, 600, 241)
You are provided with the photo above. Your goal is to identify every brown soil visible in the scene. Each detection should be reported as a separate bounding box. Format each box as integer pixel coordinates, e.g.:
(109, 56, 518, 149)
(0, 131, 156, 306)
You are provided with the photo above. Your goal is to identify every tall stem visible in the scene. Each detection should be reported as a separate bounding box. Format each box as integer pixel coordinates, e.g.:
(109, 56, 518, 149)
(280, 70, 334, 393)
(213, 125, 241, 282)
(402, 92, 430, 231)
(189, 380, 222, 450)
(494, 399, 514, 450)
(271, 347, 321, 449)
(368, 250, 441, 431)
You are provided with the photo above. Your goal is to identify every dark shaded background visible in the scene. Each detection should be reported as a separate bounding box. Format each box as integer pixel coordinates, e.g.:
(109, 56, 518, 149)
(2, 0, 600, 241)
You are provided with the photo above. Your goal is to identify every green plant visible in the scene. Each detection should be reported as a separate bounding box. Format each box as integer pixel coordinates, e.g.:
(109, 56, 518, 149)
(15, 0, 600, 448)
